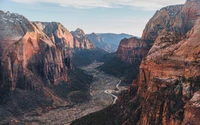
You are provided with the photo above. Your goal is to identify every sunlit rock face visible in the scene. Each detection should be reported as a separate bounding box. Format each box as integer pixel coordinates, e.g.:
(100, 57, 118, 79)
(118, 0, 200, 124)
(35, 22, 75, 48)
(35, 22, 96, 51)
(137, 19, 200, 125)
(0, 10, 71, 92)
(71, 28, 95, 49)
(115, 6, 186, 64)
(116, 37, 149, 64)
(0, 11, 75, 123)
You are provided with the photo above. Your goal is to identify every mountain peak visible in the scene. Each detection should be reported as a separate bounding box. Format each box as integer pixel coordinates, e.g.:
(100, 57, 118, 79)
(0, 10, 35, 39)
(89, 32, 98, 37)
(91, 32, 96, 35)
(37, 21, 65, 29)
(71, 28, 87, 39)
(75, 28, 85, 34)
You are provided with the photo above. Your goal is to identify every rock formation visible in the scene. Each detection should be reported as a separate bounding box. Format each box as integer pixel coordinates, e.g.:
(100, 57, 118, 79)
(116, 37, 149, 64)
(0, 11, 71, 91)
(35, 22, 96, 50)
(35, 22, 74, 48)
(71, 28, 95, 49)
(119, 0, 200, 124)
(115, 2, 198, 64)
(0, 10, 97, 123)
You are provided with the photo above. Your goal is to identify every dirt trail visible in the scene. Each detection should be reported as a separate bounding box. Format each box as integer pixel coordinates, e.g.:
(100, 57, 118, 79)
(22, 62, 128, 125)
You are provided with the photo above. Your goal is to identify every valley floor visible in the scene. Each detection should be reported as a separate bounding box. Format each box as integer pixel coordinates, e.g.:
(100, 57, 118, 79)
(22, 62, 127, 125)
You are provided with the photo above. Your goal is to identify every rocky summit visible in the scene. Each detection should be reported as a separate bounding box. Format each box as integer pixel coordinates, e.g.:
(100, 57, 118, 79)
(35, 22, 75, 48)
(0, 11, 70, 89)
(116, 37, 149, 64)
(0, 10, 74, 123)
(137, 1, 200, 123)
(71, 28, 95, 49)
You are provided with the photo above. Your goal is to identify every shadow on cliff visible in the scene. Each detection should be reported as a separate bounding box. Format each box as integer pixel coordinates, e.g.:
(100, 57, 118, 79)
(98, 57, 141, 85)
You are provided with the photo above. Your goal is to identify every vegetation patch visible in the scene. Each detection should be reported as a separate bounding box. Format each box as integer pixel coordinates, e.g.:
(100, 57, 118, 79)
(98, 57, 140, 84)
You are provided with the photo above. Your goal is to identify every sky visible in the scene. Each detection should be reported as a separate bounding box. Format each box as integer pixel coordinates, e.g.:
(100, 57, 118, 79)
(0, 0, 186, 37)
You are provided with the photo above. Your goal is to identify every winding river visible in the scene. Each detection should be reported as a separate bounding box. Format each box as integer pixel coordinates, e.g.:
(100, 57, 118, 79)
(104, 80, 121, 104)
(23, 62, 127, 125)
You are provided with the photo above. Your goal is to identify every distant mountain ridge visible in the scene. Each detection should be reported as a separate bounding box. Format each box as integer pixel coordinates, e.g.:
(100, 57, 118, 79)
(70, 28, 95, 49)
(70, 29, 107, 66)
(87, 32, 133, 52)
(33, 23, 107, 66)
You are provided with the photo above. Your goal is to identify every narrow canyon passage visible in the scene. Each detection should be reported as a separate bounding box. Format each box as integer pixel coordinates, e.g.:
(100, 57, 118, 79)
(22, 62, 127, 125)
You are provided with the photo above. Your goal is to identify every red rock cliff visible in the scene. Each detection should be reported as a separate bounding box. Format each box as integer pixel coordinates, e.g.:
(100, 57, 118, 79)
(35, 22, 74, 49)
(116, 37, 149, 64)
(71, 28, 95, 49)
(118, 0, 200, 124)
(116, 4, 187, 64)
(0, 11, 71, 92)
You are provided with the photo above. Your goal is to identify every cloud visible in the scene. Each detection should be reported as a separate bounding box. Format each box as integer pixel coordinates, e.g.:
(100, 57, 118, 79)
(11, 0, 186, 10)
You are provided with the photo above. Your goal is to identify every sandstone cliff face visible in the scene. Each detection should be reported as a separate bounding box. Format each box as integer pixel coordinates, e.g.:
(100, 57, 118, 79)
(116, 4, 185, 64)
(0, 11, 71, 102)
(113, 37, 150, 84)
(142, 5, 184, 43)
(0, 10, 105, 124)
(71, 28, 95, 49)
(142, 0, 200, 43)
(35, 22, 96, 50)
(120, 0, 200, 124)
(137, 18, 200, 125)
(116, 37, 149, 64)
(35, 22, 74, 49)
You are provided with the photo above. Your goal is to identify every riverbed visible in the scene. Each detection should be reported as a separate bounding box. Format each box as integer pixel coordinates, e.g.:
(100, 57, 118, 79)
(22, 62, 127, 124)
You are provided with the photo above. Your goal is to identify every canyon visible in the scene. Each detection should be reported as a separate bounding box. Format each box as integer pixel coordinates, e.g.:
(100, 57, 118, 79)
(72, 0, 200, 125)
(1, 0, 200, 125)
(0, 8, 132, 124)
(0, 10, 117, 124)
(19, 62, 127, 124)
